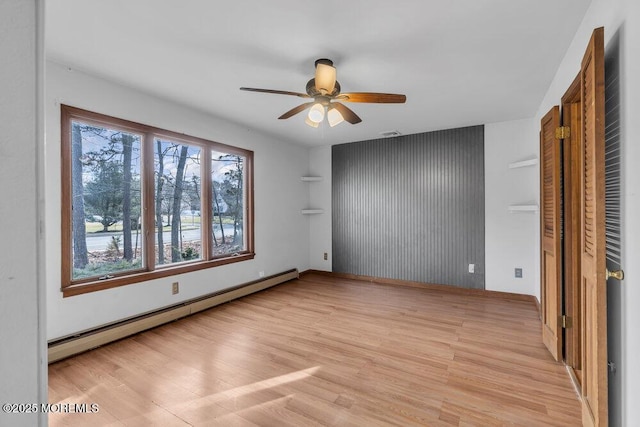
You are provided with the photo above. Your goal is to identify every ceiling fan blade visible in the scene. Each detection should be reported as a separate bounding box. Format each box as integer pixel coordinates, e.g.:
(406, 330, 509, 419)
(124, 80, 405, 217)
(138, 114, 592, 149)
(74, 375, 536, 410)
(240, 87, 311, 98)
(278, 102, 315, 120)
(331, 102, 362, 124)
(337, 92, 406, 103)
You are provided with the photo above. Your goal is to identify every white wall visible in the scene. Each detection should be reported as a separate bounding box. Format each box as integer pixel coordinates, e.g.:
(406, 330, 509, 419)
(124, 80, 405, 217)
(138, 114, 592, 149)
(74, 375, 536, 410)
(45, 62, 311, 339)
(534, 0, 640, 424)
(484, 119, 540, 296)
(0, 1, 47, 426)
(308, 145, 332, 271)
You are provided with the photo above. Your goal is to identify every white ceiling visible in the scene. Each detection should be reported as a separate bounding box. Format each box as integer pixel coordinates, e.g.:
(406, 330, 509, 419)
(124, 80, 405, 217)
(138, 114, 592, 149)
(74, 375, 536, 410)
(46, 0, 591, 147)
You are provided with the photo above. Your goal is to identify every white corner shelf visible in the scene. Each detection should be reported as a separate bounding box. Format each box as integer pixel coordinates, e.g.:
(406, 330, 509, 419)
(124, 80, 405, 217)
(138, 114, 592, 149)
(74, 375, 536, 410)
(508, 204, 539, 213)
(508, 158, 538, 214)
(508, 157, 538, 169)
(301, 176, 323, 214)
(301, 209, 324, 215)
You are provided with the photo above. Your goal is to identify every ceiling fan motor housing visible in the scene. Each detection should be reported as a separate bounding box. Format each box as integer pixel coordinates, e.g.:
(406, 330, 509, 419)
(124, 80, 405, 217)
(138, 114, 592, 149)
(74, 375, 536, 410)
(306, 79, 341, 97)
(314, 58, 334, 68)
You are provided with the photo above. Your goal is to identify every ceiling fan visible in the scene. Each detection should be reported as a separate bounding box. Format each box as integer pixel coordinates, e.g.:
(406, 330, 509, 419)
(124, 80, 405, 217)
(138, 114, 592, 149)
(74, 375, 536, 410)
(240, 58, 406, 127)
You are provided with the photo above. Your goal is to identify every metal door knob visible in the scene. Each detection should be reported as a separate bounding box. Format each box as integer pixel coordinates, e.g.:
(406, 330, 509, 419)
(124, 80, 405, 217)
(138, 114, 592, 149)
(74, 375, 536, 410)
(606, 269, 624, 281)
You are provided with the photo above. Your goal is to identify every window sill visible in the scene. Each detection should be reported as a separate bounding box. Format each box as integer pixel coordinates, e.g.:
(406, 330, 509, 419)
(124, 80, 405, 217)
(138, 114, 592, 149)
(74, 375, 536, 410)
(62, 252, 255, 297)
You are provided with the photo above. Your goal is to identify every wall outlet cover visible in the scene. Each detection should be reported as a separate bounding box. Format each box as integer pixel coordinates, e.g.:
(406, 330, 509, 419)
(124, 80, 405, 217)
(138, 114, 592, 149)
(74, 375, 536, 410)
(515, 268, 523, 278)
(468, 264, 475, 274)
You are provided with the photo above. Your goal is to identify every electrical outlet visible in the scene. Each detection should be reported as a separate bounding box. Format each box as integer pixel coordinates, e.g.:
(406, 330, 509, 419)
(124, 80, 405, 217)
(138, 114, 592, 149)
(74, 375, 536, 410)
(172, 282, 179, 294)
(323, 252, 328, 261)
(468, 264, 475, 274)
(259, 271, 265, 278)
(515, 268, 523, 278)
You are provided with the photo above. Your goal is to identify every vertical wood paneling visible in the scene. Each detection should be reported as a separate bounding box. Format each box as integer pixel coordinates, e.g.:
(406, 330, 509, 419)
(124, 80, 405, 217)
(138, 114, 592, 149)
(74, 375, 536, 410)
(332, 126, 485, 289)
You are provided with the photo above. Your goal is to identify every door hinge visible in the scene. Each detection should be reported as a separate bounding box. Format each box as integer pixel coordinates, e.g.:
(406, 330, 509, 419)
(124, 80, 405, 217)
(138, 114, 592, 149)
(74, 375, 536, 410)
(555, 126, 571, 140)
(561, 315, 573, 329)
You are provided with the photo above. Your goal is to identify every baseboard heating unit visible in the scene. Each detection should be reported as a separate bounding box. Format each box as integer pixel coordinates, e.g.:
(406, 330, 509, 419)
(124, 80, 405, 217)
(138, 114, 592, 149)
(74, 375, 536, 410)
(48, 268, 299, 363)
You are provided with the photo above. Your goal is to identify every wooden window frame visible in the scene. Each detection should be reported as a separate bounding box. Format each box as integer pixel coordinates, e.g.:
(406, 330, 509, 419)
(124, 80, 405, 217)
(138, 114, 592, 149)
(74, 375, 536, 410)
(61, 105, 254, 297)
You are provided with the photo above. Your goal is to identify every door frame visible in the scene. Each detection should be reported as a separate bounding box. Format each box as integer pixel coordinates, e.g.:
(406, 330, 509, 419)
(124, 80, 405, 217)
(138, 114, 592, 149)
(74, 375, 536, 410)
(561, 73, 583, 385)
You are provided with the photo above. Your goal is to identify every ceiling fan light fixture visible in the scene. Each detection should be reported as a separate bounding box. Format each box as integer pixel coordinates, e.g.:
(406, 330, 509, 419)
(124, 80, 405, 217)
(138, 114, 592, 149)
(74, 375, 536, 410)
(308, 103, 325, 123)
(327, 106, 344, 127)
(305, 116, 320, 128)
(240, 58, 405, 128)
(315, 61, 336, 95)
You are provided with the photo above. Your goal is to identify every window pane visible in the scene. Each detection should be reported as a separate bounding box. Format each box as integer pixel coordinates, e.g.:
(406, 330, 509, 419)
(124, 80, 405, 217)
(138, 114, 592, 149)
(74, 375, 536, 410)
(154, 139, 202, 265)
(211, 151, 246, 256)
(71, 121, 143, 280)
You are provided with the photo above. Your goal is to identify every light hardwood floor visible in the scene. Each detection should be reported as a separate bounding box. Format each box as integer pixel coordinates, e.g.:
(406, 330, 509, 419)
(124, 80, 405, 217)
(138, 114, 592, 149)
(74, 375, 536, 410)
(48, 272, 581, 426)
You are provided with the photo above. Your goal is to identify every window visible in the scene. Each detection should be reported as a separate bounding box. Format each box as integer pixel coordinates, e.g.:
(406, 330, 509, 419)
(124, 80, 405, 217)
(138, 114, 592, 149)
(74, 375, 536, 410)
(61, 105, 254, 296)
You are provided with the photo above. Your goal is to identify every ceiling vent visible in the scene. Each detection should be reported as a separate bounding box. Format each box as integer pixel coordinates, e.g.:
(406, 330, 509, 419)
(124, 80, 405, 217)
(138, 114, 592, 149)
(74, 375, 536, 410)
(380, 130, 402, 138)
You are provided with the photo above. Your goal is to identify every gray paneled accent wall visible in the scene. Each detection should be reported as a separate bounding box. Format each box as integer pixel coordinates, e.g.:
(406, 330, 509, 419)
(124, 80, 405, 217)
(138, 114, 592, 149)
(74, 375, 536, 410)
(605, 41, 622, 267)
(332, 125, 485, 289)
(604, 34, 622, 427)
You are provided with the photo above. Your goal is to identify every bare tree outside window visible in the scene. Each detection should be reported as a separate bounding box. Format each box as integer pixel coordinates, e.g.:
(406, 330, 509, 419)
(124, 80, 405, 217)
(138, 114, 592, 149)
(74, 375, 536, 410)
(61, 105, 254, 296)
(70, 121, 143, 280)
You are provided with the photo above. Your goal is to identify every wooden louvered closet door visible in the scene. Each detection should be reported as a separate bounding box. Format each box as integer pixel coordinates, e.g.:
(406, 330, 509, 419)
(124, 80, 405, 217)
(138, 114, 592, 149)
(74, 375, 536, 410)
(540, 106, 563, 361)
(579, 27, 607, 427)
(561, 74, 583, 385)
